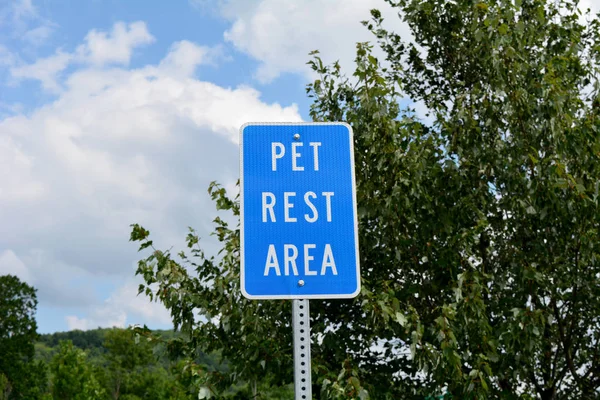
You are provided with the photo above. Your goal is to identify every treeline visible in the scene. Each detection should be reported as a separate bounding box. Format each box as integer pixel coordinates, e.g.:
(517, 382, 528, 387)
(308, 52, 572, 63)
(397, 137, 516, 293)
(9, 326, 292, 399)
(35, 327, 293, 399)
(34, 327, 197, 399)
(35, 327, 182, 363)
(0, 275, 292, 399)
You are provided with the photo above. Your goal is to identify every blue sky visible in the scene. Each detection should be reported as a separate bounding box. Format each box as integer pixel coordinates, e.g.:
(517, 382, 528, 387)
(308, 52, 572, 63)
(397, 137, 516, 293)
(2, 0, 597, 334)
(0, 0, 311, 117)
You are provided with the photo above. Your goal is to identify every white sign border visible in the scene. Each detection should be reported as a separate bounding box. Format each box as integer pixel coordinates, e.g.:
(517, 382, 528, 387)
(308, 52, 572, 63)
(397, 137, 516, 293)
(239, 122, 361, 300)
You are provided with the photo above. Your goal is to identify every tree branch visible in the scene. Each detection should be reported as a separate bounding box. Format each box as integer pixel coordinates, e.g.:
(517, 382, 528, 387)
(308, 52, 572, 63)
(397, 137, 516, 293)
(553, 303, 584, 390)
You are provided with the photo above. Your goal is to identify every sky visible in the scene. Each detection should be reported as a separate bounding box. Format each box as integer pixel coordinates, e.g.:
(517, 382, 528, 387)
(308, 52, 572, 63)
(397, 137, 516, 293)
(0, 0, 411, 334)
(1, 0, 598, 334)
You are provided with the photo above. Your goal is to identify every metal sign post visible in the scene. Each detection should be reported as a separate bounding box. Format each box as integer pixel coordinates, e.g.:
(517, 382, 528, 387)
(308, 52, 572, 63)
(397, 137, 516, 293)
(239, 122, 361, 399)
(292, 299, 311, 400)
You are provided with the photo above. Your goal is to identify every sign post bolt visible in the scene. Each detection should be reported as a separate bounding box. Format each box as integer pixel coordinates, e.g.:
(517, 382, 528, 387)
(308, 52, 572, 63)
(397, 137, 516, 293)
(293, 133, 300, 140)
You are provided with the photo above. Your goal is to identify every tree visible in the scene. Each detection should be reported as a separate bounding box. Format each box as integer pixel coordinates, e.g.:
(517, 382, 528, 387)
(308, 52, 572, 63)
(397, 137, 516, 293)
(130, 0, 600, 398)
(0, 373, 9, 400)
(98, 328, 191, 399)
(101, 328, 154, 399)
(0, 275, 48, 399)
(49, 340, 105, 400)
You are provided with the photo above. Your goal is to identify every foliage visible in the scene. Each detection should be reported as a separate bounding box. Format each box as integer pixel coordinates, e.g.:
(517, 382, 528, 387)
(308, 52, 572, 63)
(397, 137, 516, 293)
(0, 373, 9, 400)
(49, 340, 106, 400)
(0, 276, 202, 399)
(0, 275, 48, 399)
(130, 190, 297, 398)
(130, 0, 600, 398)
(38, 328, 109, 351)
(34, 327, 240, 399)
(345, 0, 600, 397)
(97, 328, 191, 399)
(101, 328, 154, 399)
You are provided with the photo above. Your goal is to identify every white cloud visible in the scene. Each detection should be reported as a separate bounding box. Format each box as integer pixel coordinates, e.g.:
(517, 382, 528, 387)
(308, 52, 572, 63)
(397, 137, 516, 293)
(0, 0, 55, 48)
(0, 25, 301, 331)
(10, 50, 72, 92)
(0, 135, 45, 203)
(0, 102, 24, 120)
(0, 248, 100, 308)
(0, 250, 32, 284)
(2, 44, 299, 264)
(66, 313, 126, 331)
(0, 45, 16, 67)
(76, 21, 155, 66)
(220, 0, 410, 83)
(12, 0, 36, 21)
(65, 280, 172, 331)
(22, 24, 55, 46)
(10, 21, 155, 92)
(158, 40, 223, 77)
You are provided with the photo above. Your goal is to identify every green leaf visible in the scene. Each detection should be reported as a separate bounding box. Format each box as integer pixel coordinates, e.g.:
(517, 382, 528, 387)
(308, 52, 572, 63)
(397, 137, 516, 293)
(395, 312, 407, 327)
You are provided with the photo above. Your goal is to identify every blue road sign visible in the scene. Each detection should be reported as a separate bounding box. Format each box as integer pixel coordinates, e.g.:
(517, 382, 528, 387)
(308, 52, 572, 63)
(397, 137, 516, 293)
(240, 122, 360, 299)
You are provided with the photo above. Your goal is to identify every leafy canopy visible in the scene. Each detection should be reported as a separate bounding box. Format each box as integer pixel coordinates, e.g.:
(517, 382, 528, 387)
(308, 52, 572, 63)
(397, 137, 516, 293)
(49, 340, 106, 400)
(0, 275, 48, 399)
(130, 0, 600, 398)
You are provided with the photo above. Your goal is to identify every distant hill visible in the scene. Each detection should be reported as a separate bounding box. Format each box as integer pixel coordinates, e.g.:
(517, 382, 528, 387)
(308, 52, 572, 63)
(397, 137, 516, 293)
(35, 327, 215, 368)
(32, 327, 293, 399)
(38, 327, 180, 349)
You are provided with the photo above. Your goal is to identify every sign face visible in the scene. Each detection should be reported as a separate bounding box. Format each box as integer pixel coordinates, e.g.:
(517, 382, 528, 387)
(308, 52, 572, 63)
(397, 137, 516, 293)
(240, 122, 360, 299)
